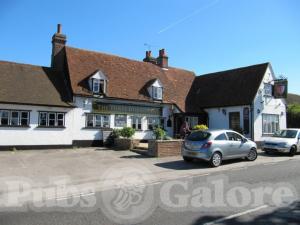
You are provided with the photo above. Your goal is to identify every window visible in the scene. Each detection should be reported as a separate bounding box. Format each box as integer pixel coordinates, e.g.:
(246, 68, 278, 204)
(0, 110, 9, 125)
(226, 132, 243, 141)
(229, 112, 240, 132)
(262, 114, 279, 134)
(115, 114, 127, 127)
(147, 117, 160, 130)
(92, 79, 106, 94)
(0, 110, 29, 126)
(92, 79, 100, 93)
(131, 116, 142, 130)
(153, 87, 163, 100)
(264, 83, 272, 96)
(86, 114, 110, 128)
(38, 112, 65, 127)
(186, 116, 198, 128)
(187, 131, 211, 141)
(215, 133, 227, 141)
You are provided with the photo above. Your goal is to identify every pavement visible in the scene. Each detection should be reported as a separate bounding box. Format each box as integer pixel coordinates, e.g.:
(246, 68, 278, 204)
(0, 148, 300, 224)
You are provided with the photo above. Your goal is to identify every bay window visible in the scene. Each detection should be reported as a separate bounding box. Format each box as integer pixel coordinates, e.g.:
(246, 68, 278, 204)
(262, 114, 279, 134)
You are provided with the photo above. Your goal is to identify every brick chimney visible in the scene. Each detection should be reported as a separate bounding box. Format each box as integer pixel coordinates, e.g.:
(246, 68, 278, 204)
(51, 24, 67, 71)
(143, 50, 157, 65)
(157, 49, 168, 68)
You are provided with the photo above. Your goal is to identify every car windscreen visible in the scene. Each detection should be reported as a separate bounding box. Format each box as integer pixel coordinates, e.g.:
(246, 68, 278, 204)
(187, 131, 211, 141)
(273, 130, 298, 138)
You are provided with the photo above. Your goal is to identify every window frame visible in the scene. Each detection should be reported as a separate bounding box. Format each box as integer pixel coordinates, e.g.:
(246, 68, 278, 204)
(262, 114, 280, 135)
(38, 111, 66, 128)
(152, 86, 163, 100)
(264, 83, 273, 97)
(92, 78, 106, 94)
(114, 114, 127, 128)
(0, 109, 30, 127)
(85, 113, 110, 128)
(131, 116, 142, 131)
(147, 117, 160, 130)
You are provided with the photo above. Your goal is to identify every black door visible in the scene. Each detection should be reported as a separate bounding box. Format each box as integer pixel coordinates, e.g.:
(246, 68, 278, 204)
(229, 112, 240, 132)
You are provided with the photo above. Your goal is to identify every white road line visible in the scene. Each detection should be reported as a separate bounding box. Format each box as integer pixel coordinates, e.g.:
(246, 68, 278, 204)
(263, 162, 277, 166)
(203, 204, 269, 225)
(230, 167, 247, 171)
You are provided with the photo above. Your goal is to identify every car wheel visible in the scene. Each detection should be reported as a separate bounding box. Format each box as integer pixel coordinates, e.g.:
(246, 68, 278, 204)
(289, 146, 297, 157)
(210, 152, 222, 167)
(247, 148, 257, 161)
(183, 156, 193, 162)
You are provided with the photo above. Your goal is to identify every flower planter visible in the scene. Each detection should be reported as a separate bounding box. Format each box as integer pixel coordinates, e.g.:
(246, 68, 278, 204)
(114, 138, 139, 150)
(148, 139, 183, 157)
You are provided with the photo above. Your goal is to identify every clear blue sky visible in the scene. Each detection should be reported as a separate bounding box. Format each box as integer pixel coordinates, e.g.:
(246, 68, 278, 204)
(1, 0, 299, 94)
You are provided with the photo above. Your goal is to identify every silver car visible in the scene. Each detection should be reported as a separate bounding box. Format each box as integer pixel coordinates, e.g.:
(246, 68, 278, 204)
(182, 129, 257, 167)
(262, 129, 300, 156)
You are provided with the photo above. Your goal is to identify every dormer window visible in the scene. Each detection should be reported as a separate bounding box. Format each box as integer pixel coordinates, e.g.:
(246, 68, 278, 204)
(153, 86, 163, 100)
(147, 79, 163, 100)
(89, 70, 108, 95)
(92, 79, 106, 94)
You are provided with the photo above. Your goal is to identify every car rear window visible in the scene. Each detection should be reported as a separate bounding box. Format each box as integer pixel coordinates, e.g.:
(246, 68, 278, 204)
(187, 131, 211, 141)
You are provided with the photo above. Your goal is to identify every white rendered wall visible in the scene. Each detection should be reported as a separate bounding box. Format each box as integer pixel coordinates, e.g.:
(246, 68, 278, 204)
(205, 105, 251, 138)
(0, 104, 73, 146)
(253, 66, 286, 141)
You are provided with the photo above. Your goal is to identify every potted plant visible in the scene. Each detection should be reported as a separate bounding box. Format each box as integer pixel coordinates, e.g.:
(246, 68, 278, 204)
(114, 127, 137, 150)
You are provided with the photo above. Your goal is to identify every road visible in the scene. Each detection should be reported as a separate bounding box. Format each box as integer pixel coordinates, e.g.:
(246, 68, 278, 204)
(0, 157, 299, 225)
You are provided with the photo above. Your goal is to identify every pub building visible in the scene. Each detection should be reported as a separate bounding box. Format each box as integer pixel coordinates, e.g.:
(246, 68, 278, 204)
(0, 24, 287, 149)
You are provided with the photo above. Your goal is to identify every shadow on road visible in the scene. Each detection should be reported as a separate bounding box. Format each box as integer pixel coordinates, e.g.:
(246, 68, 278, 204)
(154, 158, 246, 170)
(192, 201, 300, 225)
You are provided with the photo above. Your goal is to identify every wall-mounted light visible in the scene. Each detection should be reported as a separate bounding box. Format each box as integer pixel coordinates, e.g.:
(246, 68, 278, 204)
(222, 109, 227, 115)
(257, 109, 261, 114)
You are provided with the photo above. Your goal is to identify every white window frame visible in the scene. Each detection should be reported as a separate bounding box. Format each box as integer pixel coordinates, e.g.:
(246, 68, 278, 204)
(38, 112, 65, 127)
(131, 116, 142, 130)
(262, 114, 280, 135)
(0, 110, 29, 126)
(264, 83, 272, 97)
(153, 87, 163, 100)
(92, 78, 106, 94)
(86, 114, 110, 128)
(147, 117, 160, 130)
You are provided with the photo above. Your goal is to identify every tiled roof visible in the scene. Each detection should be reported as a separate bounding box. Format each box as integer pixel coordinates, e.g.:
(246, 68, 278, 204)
(186, 63, 269, 111)
(65, 47, 196, 112)
(0, 61, 73, 107)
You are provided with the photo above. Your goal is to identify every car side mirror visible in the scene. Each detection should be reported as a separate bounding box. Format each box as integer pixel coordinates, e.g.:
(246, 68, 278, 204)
(242, 138, 248, 143)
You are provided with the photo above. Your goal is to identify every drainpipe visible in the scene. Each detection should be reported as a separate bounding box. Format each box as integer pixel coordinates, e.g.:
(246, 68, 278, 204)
(250, 103, 254, 141)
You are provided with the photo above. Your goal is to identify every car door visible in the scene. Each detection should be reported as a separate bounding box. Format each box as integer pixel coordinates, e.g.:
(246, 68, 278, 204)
(226, 132, 249, 158)
(214, 133, 230, 158)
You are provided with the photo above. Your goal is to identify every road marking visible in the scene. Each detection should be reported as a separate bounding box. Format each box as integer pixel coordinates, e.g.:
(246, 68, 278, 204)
(263, 162, 277, 166)
(230, 167, 247, 171)
(203, 204, 269, 225)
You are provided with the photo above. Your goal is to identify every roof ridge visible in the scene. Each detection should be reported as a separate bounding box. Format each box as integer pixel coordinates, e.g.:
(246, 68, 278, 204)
(65, 46, 195, 74)
(197, 62, 270, 78)
(0, 60, 50, 69)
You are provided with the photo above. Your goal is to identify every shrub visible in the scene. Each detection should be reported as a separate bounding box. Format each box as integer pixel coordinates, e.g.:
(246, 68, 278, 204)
(193, 124, 208, 131)
(120, 127, 135, 138)
(111, 128, 121, 139)
(153, 127, 166, 140)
